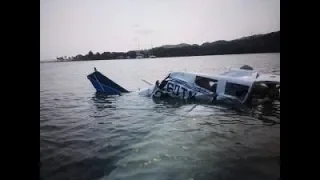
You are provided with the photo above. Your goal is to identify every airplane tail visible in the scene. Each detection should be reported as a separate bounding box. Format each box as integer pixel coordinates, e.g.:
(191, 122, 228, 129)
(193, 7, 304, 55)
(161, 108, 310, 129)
(87, 68, 129, 95)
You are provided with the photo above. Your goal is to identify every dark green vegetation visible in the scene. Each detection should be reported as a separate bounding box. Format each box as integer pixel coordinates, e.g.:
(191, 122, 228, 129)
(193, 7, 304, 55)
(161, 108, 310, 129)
(57, 31, 279, 61)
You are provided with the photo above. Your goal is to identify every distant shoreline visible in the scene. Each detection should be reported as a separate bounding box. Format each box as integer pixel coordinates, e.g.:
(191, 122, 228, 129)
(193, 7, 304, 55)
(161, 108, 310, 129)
(41, 52, 279, 63)
(49, 31, 279, 62)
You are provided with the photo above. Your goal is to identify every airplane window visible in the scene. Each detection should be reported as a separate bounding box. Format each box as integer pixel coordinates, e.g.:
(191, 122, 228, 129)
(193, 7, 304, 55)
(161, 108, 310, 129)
(195, 76, 218, 92)
(209, 81, 215, 87)
(225, 82, 249, 101)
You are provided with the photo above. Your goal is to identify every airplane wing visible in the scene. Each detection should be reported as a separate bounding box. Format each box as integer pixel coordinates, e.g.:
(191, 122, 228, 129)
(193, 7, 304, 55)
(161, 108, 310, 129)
(256, 73, 280, 84)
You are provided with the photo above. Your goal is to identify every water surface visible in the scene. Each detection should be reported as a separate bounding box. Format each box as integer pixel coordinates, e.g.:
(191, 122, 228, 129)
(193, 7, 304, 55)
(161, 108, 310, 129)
(40, 53, 280, 180)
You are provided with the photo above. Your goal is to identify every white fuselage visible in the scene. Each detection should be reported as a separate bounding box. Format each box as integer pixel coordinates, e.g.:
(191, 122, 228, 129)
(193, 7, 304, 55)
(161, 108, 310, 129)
(138, 68, 280, 104)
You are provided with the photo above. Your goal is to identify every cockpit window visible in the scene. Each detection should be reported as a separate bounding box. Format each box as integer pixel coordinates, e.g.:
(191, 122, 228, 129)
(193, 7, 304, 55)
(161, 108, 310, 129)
(195, 76, 218, 92)
(225, 82, 249, 101)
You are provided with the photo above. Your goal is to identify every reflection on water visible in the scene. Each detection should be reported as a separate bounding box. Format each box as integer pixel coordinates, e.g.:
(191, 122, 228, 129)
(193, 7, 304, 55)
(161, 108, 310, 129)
(153, 94, 280, 126)
(251, 101, 280, 126)
(92, 92, 117, 108)
(40, 54, 280, 180)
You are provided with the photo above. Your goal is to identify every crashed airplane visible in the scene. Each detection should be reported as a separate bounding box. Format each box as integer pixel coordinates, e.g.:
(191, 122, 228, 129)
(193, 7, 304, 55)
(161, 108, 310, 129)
(87, 66, 280, 105)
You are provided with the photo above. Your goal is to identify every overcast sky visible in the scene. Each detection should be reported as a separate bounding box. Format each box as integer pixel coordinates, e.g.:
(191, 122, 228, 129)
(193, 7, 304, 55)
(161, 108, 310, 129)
(40, 0, 280, 60)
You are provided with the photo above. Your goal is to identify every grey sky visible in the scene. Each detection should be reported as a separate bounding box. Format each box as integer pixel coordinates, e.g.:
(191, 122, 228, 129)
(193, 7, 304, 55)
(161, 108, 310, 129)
(40, 0, 280, 60)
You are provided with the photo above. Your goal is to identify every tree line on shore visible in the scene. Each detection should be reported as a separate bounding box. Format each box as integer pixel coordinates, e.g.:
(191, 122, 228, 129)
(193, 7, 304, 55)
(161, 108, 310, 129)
(56, 31, 279, 61)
